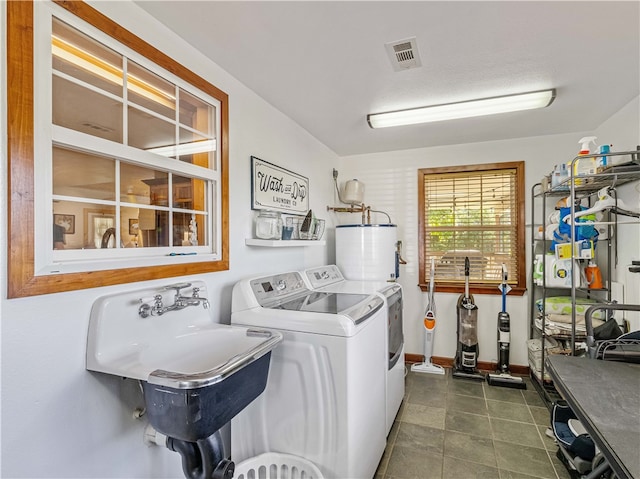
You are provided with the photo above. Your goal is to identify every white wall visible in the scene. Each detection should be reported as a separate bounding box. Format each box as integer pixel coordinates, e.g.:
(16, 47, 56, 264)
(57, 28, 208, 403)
(595, 96, 640, 328)
(337, 98, 640, 367)
(1, 1, 638, 477)
(0, 2, 337, 477)
(594, 95, 640, 275)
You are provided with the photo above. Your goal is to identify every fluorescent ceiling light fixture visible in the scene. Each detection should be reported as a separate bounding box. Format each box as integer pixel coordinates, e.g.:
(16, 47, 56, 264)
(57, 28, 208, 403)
(148, 139, 216, 157)
(367, 89, 555, 128)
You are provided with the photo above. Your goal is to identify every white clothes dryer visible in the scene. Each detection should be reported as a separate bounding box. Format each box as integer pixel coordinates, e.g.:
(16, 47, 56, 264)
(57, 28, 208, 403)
(304, 265, 405, 435)
(230, 271, 387, 479)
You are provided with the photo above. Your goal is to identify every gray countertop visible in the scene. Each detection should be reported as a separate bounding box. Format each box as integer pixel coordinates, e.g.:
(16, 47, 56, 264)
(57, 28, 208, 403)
(547, 355, 640, 479)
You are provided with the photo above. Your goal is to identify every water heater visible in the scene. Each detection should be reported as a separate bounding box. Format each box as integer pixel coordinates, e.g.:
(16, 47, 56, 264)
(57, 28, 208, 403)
(336, 224, 398, 281)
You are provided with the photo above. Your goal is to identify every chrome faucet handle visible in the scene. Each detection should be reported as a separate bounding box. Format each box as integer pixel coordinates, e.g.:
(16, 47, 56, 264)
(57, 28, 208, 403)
(152, 294, 165, 315)
(190, 287, 210, 309)
(138, 303, 151, 318)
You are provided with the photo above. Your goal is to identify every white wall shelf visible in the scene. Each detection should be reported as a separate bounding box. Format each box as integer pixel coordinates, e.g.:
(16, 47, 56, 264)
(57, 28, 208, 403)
(245, 239, 326, 247)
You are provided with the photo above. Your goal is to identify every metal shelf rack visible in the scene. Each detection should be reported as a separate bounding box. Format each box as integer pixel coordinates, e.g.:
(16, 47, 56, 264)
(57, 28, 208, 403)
(528, 149, 640, 409)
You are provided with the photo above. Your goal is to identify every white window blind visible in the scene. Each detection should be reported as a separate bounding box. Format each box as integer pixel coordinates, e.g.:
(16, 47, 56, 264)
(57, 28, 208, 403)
(422, 167, 520, 284)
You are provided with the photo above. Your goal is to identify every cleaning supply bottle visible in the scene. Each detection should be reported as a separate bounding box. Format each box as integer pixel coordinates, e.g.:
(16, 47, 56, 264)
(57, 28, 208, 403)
(574, 136, 598, 185)
(551, 163, 568, 190)
(578, 136, 597, 155)
(597, 144, 612, 171)
(585, 261, 603, 289)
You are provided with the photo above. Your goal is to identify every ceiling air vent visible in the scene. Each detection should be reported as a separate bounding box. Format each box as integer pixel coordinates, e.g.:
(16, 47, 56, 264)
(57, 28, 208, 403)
(385, 37, 422, 72)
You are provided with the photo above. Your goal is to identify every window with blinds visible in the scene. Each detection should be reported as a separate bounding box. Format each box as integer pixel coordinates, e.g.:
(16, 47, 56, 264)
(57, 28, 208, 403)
(418, 162, 525, 295)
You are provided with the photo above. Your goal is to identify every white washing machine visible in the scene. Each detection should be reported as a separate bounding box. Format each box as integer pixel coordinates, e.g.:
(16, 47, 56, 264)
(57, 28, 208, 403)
(304, 265, 405, 435)
(230, 271, 387, 479)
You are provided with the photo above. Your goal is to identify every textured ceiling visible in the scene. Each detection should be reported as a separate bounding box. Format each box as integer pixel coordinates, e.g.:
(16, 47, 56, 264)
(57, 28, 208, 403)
(134, 1, 640, 156)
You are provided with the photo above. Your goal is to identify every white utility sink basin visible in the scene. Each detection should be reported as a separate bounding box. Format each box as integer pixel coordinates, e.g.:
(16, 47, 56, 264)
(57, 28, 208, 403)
(86, 281, 282, 441)
(138, 327, 273, 381)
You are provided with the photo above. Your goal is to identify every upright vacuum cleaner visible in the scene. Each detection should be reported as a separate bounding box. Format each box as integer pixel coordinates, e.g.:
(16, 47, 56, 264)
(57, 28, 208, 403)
(412, 258, 445, 375)
(487, 264, 526, 389)
(453, 257, 484, 381)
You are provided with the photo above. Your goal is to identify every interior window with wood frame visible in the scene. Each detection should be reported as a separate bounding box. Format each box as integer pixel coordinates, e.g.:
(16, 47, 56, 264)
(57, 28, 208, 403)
(6, 1, 229, 298)
(418, 162, 525, 295)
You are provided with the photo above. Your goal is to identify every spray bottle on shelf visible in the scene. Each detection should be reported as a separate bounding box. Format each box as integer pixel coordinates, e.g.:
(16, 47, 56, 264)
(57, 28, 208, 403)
(578, 136, 597, 155)
(574, 136, 598, 185)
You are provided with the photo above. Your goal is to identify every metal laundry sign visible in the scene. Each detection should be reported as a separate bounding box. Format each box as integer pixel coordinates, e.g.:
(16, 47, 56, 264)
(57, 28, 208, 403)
(251, 156, 309, 215)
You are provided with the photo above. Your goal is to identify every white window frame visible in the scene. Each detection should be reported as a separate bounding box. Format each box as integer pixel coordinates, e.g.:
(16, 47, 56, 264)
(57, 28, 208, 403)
(33, 2, 222, 275)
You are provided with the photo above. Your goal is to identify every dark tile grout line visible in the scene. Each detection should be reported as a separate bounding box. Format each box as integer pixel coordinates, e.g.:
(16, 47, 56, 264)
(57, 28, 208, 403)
(375, 369, 568, 479)
(485, 380, 566, 479)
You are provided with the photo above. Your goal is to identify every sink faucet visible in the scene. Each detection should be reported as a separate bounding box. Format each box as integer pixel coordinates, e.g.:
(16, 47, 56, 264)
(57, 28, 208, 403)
(174, 287, 210, 310)
(138, 283, 209, 317)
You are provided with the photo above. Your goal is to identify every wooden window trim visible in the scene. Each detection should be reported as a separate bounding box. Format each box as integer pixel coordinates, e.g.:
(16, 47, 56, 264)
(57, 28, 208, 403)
(7, 1, 229, 298)
(417, 161, 526, 296)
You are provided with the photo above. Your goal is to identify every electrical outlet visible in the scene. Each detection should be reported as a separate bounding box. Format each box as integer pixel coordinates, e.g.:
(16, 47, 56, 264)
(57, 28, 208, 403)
(333, 168, 338, 179)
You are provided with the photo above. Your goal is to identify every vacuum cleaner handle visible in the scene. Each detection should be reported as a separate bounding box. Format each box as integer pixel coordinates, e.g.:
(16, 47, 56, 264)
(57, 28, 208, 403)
(427, 258, 436, 316)
(464, 256, 470, 300)
(501, 263, 508, 313)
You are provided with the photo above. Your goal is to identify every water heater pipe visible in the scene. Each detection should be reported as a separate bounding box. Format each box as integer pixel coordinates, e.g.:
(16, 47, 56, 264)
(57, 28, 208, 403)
(327, 204, 371, 224)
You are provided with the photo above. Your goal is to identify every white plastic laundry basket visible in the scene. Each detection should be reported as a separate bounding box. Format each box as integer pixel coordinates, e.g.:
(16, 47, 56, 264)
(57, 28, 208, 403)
(234, 453, 324, 479)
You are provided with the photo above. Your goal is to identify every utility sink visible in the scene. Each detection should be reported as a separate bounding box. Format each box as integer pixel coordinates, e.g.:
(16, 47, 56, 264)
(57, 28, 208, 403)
(86, 281, 282, 442)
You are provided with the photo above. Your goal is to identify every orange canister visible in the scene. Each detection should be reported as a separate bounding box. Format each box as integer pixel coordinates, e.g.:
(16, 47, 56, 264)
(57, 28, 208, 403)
(585, 262, 603, 289)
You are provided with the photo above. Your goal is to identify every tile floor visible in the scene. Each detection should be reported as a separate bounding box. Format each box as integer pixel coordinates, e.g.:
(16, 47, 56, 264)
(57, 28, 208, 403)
(374, 368, 572, 479)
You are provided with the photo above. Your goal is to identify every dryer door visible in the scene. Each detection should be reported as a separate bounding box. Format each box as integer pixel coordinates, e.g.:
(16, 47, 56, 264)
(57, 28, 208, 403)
(386, 287, 404, 369)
